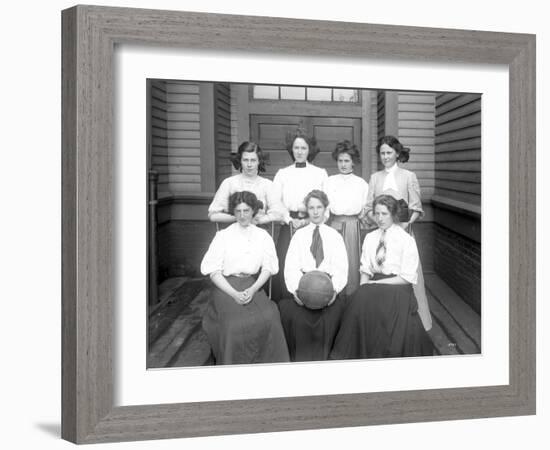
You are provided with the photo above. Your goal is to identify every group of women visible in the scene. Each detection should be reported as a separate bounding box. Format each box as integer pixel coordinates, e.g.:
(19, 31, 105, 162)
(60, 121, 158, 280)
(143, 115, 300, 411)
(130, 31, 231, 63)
(200, 128, 433, 365)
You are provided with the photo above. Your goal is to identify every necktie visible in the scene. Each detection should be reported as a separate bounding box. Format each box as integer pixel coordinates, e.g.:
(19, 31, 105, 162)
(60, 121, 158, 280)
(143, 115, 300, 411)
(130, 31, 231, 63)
(310, 226, 324, 268)
(295, 162, 306, 168)
(375, 230, 386, 267)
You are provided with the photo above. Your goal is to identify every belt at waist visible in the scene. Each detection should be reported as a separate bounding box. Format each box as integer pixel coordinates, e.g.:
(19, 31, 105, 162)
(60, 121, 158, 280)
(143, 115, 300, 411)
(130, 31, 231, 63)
(371, 273, 397, 281)
(330, 214, 359, 221)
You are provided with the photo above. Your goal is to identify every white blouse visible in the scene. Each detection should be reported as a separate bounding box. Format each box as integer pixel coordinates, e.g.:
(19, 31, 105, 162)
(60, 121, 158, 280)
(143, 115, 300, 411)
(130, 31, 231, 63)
(284, 223, 349, 295)
(208, 174, 283, 220)
(272, 163, 328, 223)
(360, 224, 419, 284)
(200, 223, 279, 276)
(324, 173, 369, 216)
(382, 164, 399, 193)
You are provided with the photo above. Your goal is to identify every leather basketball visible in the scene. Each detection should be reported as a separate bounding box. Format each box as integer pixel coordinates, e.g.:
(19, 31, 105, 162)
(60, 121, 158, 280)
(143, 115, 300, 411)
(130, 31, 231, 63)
(296, 270, 334, 309)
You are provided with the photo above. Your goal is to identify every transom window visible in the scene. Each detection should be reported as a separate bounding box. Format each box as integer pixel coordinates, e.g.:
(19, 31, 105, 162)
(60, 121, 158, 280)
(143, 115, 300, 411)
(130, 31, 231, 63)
(252, 85, 359, 103)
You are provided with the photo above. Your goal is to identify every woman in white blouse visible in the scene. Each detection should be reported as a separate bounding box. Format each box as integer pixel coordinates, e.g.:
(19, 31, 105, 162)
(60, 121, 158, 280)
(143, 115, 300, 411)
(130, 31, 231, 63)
(271, 128, 328, 301)
(200, 191, 289, 364)
(364, 135, 433, 332)
(330, 195, 432, 359)
(208, 141, 282, 225)
(278, 190, 348, 361)
(324, 140, 369, 297)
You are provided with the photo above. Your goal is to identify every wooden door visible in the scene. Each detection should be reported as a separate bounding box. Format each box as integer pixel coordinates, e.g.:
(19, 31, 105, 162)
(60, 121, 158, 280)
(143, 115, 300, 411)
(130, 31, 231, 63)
(250, 115, 362, 179)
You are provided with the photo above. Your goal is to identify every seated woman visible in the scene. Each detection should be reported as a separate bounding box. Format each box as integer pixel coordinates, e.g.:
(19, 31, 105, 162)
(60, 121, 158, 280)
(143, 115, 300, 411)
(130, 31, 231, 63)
(278, 190, 348, 362)
(200, 191, 289, 365)
(330, 195, 433, 360)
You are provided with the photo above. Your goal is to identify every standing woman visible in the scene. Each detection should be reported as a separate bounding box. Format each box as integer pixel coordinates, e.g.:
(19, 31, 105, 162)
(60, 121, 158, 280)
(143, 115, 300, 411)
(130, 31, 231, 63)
(324, 140, 369, 297)
(331, 195, 432, 359)
(208, 141, 283, 226)
(200, 191, 289, 365)
(364, 135, 432, 331)
(271, 128, 328, 301)
(279, 190, 348, 361)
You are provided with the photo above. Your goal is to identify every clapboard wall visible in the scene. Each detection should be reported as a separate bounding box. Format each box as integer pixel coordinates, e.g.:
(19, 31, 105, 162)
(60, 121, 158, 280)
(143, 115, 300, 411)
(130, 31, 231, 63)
(215, 83, 233, 184)
(373, 91, 386, 175)
(166, 82, 202, 193)
(149, 81, 203, 196)
(149, 81, 238, 196)
(432, 93, 482, 313)
(150, 81, 169, 195)
(433, 93, 482, 211)
(375, 91, 436, 200)
(397, 92, 436, 200)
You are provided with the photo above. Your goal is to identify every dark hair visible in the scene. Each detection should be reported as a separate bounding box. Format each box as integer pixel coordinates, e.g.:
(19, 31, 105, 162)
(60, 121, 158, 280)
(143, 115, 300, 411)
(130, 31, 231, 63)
(228, 191, 263, 216)
(373, 194, 400, 222)
(332, 140, 360, 164)
(285, 127, 320, 162)
(230, 141, 267, 173)
(304, 189, 329, 210)
(376, 135, 410, 163)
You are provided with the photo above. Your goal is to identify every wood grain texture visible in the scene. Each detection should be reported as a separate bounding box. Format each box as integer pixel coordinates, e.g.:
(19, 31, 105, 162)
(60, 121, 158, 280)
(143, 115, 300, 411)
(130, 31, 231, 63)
(61, 5, 536, 444)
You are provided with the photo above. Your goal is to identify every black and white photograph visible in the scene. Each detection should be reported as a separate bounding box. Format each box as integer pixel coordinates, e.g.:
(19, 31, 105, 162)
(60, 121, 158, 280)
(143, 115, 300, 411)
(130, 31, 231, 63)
(4, 0, 546, 448)
(146, 81, 482, 368)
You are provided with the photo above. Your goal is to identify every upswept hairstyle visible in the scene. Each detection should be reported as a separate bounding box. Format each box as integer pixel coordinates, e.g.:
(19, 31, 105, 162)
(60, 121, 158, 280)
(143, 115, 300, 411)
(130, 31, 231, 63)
(230, 141, 267, 173)
(228, 191, 263, 216)
(332, 140, 360, 164)
(304, 189, 329, 209)
(285, 127, 320, 162)
(376, 135, 411, 163)
(373, 194, 401, 222)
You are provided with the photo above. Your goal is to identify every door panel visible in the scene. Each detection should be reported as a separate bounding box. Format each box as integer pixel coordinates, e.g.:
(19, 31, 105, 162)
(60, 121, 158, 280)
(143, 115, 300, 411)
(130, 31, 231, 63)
(250, 115, 362, 179)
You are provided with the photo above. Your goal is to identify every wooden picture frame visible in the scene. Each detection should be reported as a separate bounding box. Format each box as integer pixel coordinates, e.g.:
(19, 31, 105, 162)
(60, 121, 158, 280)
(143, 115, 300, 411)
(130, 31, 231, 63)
(61, 5, 535, 444)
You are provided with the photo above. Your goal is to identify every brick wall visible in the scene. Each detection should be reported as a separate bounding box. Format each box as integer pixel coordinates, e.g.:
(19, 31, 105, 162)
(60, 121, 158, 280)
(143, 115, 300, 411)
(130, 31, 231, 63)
(412, 222, 434, 275)
(433, 223, 481, 314)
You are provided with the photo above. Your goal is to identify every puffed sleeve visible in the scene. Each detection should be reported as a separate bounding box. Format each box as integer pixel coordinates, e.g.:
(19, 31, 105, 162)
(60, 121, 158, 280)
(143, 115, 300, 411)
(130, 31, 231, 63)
(320, 169, 330, 220)
(200, 231, 225, 275)
(321, 168, 329, 185)
(399, 233, 419, 284)
(283, 231, 303, 294)
(359, 232, 375, 277)
(260, 230, 279, 275)
(364, 172, 376, 215)
(265, 180, 286, 223)
(329, 230, 349, 294)
(361, 179, 369, 210)
(208, 178, 231, 215)
(407, 171, 424, 216)
(273, 169, 292, 224)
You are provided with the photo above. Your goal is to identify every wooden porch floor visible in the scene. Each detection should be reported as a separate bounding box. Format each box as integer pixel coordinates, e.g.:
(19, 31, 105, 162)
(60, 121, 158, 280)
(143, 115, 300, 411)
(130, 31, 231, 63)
(148, 273, 481, 368)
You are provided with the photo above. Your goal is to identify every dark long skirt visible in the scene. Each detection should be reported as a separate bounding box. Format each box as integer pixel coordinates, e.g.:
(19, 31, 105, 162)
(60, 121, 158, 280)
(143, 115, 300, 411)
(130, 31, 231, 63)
(271, 223, 292, 302)
(330, 283, 432, 360)
(202, 276, 290, 365)
(278, 296, 347, 362)
(328, 214, 361, 297)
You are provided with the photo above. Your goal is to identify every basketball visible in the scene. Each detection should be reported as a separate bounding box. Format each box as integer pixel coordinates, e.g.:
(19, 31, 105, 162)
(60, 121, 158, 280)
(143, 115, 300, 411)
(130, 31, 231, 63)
(296, 270, 334, 309)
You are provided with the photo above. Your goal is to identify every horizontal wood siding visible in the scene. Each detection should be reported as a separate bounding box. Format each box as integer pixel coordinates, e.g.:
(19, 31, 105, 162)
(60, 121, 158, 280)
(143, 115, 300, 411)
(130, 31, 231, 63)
(434, 93, 482, 208)
(165, 82, 202, 194)
(374, 91, 386, 173)
(397, 92, 436, 201)
(230, 84, 239, 154)
(215, 83, 233, 187)
(362, 90, 378, 180)
(150, 81, 169, 195)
